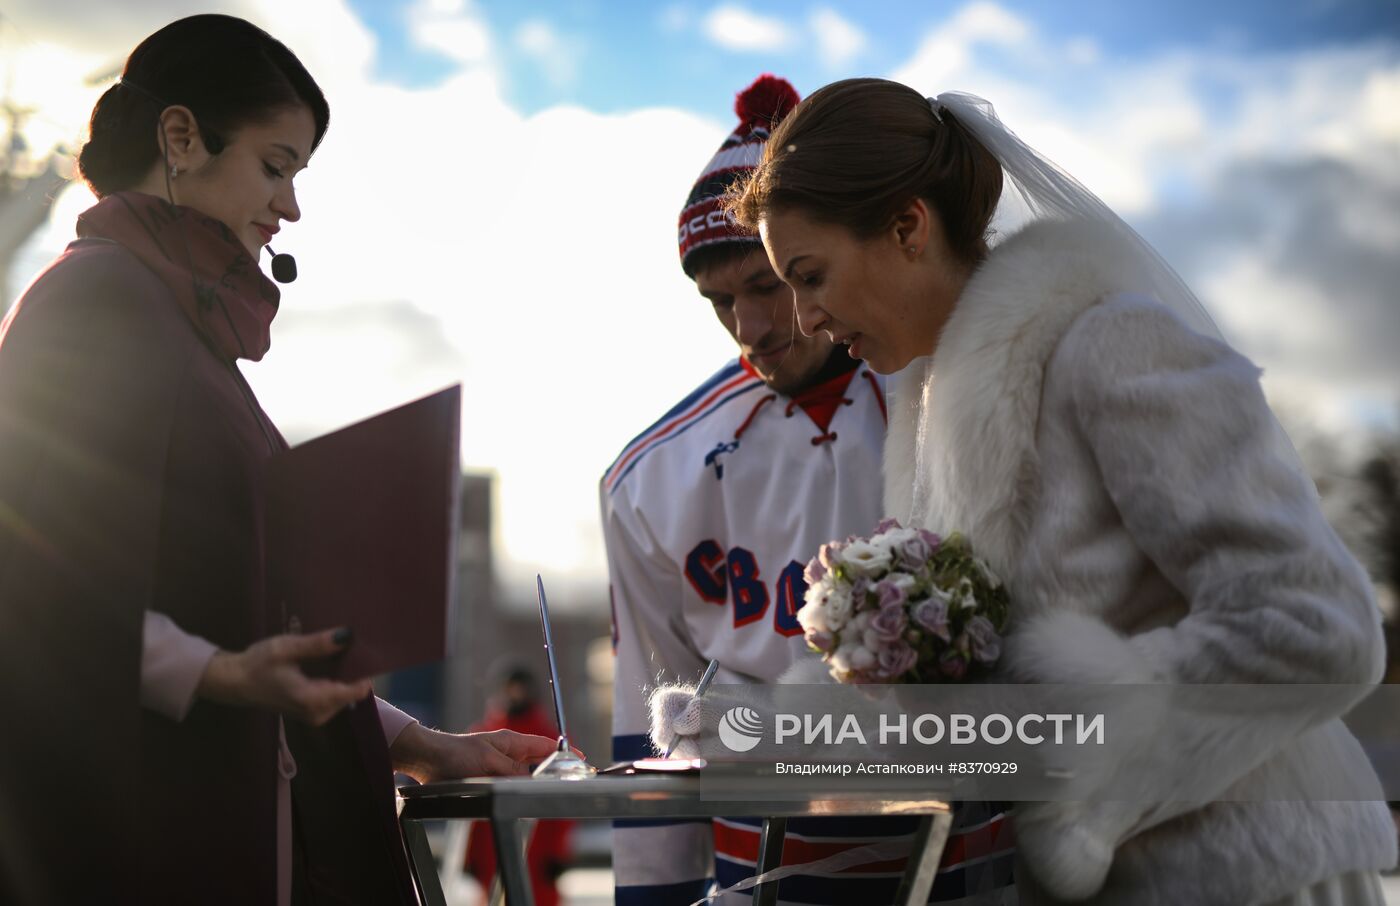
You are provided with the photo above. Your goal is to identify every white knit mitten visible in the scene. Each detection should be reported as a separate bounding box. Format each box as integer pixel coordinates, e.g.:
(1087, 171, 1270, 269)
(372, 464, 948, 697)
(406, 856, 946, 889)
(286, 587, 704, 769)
(648, 683, 707, 758)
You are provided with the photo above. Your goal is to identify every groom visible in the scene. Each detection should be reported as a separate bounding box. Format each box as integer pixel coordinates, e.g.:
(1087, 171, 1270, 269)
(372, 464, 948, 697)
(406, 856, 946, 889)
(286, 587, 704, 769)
(602, 74, 1014, 906)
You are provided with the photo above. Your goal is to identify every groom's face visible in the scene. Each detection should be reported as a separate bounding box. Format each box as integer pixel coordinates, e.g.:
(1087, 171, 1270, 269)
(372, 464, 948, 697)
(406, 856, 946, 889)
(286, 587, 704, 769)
(694, 246, 837, 395)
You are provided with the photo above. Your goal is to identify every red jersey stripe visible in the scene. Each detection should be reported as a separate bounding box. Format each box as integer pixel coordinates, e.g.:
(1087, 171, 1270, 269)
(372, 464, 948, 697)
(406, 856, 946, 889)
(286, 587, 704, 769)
(712, 813, 1015, 876)
(604, 371, 759, 491)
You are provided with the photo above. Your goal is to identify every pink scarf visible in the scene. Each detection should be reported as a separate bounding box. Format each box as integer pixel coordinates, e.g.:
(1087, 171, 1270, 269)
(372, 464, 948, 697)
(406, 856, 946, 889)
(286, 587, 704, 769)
(77, 191, 280, 361)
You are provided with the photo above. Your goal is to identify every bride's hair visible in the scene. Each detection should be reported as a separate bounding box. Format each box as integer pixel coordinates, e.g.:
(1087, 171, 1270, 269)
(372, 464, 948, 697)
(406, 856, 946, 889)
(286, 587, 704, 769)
(728, 78, 1002, 267)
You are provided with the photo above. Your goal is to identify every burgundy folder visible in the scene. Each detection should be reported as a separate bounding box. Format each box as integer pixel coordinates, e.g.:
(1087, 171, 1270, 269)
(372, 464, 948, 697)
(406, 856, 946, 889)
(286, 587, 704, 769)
(265, 385, 461, 679)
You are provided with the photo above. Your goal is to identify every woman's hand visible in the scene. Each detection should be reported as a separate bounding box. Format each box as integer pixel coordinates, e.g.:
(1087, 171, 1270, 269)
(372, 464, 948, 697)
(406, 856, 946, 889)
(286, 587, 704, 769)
(197, 627, 372, 726)
(389, 725, 564, 784)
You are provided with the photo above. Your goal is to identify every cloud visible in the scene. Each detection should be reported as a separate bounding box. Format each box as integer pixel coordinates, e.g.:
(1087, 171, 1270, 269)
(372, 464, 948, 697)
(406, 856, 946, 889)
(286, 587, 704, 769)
(701, 4, 794, 53)
(809, 8, 867, 69)
(0, 0, 262, 54)
(513, 18, 582, 88)
(406, 0, 492, 66)
(892, 1, 1031, 89)
(257, 300, 465, 439)
(887, 2, 1400, 439)
(1139, 154, 1400, 435)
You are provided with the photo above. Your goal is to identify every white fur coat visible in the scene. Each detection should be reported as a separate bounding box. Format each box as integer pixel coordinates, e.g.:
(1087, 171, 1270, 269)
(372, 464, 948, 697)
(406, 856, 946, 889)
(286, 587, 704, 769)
(884, 219, 1395, 904)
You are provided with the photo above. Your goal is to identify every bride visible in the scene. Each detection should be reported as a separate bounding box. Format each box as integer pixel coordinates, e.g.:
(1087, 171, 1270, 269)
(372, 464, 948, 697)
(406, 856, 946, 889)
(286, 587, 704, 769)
(726, 78, 1395, 905)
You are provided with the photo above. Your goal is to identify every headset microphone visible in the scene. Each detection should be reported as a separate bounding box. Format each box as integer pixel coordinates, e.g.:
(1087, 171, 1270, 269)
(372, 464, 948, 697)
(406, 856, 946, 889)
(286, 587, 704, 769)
(266, 245, 298, 284)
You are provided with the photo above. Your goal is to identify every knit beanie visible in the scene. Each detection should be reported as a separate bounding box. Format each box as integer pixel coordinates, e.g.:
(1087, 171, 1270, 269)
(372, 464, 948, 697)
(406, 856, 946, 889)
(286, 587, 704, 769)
(678, 74, 800, 277)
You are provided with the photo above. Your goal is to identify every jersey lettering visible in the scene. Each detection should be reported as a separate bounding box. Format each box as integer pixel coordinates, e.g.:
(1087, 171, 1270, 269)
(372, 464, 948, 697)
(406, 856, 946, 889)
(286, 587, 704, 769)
(774, 560, 807, 637)
(728, 547, 769, 627)
(684, 539, 728, 604)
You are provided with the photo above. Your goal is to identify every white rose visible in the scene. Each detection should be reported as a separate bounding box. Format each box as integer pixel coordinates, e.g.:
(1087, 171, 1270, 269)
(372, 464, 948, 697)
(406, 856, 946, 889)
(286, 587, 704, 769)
(803, 574, 833, 609)
(830, 642, 860, 674)
(873, 526, 918, 549)
(824, 585, 854, 630)
(847, 609, 874, 635)
(839, 540, 893, 577)
(849, 644, 876, 672)
(797, 599, 831, 634)
(887, 572, 917, 593)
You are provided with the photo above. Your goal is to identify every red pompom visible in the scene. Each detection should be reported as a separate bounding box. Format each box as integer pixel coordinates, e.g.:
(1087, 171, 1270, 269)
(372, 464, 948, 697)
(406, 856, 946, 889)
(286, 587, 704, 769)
(734, 74, 800, 130)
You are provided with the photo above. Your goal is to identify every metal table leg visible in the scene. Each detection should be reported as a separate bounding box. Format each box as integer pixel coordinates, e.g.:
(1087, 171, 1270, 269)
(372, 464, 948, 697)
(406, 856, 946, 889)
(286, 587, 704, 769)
(491, 818, 534, 906)
(895, 812, 954, 906)
(400, 818, 448, 906)
(752, 816, 789, 906)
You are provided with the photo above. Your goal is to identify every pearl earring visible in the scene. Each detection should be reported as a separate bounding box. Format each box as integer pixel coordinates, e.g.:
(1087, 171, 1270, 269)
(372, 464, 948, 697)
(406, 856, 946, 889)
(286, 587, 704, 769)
(170, 164, 179, 179)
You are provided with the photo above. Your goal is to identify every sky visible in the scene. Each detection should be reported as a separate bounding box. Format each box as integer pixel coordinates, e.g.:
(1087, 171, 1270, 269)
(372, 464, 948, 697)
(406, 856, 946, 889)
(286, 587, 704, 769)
(2, 0, 1398, 608)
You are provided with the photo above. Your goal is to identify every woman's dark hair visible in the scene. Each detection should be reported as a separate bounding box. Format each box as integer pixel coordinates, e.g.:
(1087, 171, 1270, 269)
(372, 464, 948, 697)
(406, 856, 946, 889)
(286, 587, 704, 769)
(729, 78, 1002, 268)
(78, 14, 329, 198)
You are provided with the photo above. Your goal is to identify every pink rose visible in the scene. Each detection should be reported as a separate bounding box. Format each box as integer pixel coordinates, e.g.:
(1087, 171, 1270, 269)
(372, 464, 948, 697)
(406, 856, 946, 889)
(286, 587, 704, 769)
(875, 517, 903, 534)
(917, 529, 942, 551)
(938, 649, 969, 681)
(818, 540, 846, 571)
(849, 576, 874, 608)
(875, 641, 918, 680)
(896, 535, 933, 571)
(875, 579, 908, 610)
(965, 615, 1002, 665)
(869, 602, 908, 643)
(804, 556, 827, 585)
(911, 598, 951, 642)
(807, 629, 836, 652)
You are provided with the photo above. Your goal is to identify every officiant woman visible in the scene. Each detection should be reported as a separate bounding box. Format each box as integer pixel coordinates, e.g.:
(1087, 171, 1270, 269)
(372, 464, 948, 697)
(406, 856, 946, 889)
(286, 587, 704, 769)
(0, 15, 554, 905)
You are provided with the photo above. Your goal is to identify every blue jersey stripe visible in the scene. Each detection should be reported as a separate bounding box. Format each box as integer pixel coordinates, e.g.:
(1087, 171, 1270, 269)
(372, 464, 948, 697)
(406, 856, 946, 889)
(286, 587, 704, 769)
(616, 878, 712, 906)
(603, 361, 760, 489)
(612, 733, 654, 762)
(614, 817, 714, 829)
(606, 380, 765, 494)
(606, 360, 744, 473)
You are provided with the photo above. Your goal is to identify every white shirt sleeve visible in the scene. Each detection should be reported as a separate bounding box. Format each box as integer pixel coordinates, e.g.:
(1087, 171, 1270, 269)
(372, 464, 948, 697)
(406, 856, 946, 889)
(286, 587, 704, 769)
(140, 610, 219, 721)
(374, 696, 418, 748)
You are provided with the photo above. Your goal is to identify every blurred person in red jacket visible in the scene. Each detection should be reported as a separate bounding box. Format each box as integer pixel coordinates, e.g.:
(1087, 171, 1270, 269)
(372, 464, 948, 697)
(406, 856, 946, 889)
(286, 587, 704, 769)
(464, 666, 574, 905)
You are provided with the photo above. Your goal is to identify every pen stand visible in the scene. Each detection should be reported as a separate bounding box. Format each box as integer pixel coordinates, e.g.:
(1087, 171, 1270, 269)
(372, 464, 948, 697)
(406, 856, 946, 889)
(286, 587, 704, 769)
(532, 737, 597, 780)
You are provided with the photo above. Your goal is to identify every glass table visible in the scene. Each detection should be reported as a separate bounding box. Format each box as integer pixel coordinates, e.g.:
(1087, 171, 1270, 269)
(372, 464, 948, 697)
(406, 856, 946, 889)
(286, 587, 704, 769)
(397, 766, 953, 906)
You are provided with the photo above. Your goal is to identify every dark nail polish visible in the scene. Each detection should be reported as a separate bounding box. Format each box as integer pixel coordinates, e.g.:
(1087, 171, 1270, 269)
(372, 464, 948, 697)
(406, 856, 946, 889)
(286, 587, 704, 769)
(332, 627, 353, 646)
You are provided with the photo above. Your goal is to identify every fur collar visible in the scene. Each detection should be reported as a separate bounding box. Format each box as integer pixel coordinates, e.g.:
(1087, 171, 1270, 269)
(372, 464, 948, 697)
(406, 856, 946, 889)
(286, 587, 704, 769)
(884, 218, 1151, 575)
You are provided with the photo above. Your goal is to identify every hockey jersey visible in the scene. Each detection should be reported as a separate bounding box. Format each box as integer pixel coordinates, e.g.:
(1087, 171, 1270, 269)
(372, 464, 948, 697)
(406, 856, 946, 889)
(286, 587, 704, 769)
(602, 357, 1014, 905)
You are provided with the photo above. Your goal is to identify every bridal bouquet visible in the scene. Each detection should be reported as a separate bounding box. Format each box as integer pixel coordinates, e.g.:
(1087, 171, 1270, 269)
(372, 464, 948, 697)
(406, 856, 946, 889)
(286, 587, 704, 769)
(797, 519, 1010, 683)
